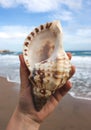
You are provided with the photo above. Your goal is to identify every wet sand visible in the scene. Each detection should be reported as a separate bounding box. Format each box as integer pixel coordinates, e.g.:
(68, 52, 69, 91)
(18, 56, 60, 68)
(0, 76, 91, 130)
(0, 77, 19, 130)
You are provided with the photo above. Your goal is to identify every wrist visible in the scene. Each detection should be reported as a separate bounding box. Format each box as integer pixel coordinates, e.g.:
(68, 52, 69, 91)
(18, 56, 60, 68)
(19, 112, 40, 130)
(6, 106, 40, 130)
(17, 106, 40, 130)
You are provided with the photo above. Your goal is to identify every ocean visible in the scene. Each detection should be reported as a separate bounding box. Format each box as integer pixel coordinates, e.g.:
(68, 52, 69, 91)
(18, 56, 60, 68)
(0, 50, 91, 100)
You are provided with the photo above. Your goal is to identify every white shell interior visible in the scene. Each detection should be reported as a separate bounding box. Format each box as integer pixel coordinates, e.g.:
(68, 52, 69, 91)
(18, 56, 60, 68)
(23, 29, 56, 71)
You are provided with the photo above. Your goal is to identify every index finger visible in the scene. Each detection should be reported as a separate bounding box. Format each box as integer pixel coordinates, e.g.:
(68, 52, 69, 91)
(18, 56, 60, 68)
(67, 52, 72, 60)
(52, 81, 72, 102)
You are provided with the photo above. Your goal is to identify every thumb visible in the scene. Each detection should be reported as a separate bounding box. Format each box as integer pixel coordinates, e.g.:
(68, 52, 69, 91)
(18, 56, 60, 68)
(19, 54, 30, 91)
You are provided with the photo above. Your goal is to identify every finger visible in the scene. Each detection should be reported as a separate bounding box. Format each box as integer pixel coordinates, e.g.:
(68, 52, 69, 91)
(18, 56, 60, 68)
(19, 54, 30, 90)
(59, 81, 72, 96)
(41, 81, 72, 114)
(67, 52, 72, 60)
(53, 81, 72, 102)
(69, 65, 76, 79)
(41, 94, 58, 116)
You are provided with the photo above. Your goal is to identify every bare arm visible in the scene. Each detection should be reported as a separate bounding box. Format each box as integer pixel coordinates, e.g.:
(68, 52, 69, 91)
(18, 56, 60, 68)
(6, 53, 75, 130)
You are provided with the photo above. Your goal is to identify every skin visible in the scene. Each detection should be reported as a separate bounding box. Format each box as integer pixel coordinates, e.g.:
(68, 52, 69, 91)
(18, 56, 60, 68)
(6, 53, 75, 130)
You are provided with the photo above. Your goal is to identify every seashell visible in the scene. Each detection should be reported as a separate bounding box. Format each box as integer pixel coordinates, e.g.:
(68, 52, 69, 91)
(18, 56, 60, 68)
(23, 20, 72, 111)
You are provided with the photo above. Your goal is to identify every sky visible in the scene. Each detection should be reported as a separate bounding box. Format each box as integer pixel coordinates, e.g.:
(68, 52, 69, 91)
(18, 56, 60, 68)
(0, 0, 91, 51)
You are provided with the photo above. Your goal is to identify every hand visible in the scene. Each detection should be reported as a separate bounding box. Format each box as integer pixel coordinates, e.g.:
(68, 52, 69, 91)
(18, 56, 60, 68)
(18, 53, 75, 122)
(6, 53, 75, 130)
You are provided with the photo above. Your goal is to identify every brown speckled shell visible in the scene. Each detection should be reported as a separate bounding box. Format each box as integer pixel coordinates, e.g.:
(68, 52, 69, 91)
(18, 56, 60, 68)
(23, 21, 72, 111)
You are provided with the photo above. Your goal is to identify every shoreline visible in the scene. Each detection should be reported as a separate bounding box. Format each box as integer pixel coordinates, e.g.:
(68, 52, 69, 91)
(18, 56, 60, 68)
(0, 76, 91, 130)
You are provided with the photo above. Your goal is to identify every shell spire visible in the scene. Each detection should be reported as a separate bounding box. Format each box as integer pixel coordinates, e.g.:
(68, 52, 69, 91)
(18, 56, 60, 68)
(23, 20, 72, 111)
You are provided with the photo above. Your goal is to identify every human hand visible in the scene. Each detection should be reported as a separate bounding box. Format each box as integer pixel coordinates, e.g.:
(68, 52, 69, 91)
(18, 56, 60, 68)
(6, 53, 75, 130)
(18, 53, 75, 123)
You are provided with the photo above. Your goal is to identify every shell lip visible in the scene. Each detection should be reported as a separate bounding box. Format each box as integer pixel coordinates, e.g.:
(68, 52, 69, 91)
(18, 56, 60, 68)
(23, 21, 60, 71)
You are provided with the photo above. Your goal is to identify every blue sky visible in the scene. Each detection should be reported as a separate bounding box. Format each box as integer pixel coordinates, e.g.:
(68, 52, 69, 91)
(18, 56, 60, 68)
(0, 0, 91, 51)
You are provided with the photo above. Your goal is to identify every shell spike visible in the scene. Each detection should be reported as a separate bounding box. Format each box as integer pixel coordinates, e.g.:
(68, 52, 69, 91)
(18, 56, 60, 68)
(50, 20, 63, 34)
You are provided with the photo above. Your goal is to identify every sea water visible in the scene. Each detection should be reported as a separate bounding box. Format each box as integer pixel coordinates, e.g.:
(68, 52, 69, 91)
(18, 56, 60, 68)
(0, 51, 91, 100)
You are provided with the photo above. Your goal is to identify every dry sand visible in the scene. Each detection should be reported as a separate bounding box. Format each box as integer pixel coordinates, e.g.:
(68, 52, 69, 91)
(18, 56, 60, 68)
(0, 76, 91, 130)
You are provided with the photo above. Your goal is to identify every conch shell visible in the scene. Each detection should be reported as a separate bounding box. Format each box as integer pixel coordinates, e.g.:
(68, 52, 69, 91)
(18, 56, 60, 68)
(23, 20, 72, 111)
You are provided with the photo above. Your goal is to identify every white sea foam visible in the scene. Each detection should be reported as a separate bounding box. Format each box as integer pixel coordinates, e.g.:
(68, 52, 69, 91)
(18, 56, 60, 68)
(69, 92, 91, 101)
(69, 56, 91, 100)
(0, 54, 20, 83)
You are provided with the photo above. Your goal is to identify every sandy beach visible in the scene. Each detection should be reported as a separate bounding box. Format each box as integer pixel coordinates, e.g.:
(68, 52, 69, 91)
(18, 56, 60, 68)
(0, 76, 91, 130)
